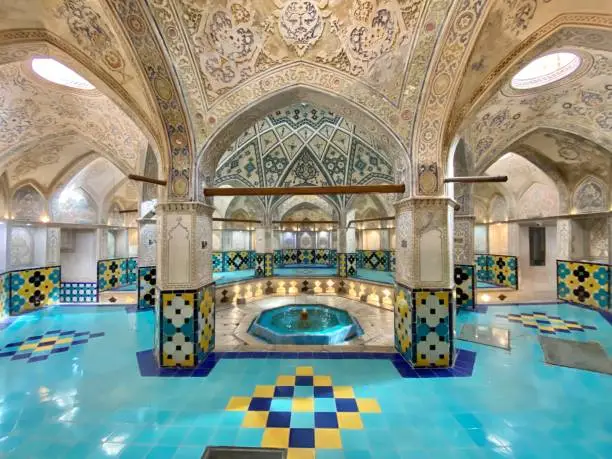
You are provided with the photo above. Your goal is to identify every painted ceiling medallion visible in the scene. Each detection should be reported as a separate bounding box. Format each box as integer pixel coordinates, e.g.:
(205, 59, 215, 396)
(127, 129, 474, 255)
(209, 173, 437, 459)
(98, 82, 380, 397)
(31, 58, 94, 90)
(276, 0, 331, 57)
(511, 52, 581, 90)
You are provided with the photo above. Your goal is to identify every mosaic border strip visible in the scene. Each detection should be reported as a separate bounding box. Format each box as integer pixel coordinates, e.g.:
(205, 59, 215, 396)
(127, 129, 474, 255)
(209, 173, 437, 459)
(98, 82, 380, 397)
(137, 348, 476, 379)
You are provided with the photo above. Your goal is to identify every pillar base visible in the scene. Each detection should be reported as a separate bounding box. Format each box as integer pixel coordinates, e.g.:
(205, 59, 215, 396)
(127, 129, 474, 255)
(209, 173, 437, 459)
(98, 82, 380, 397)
(394, 282, 454, 368)
(155, 282, 215, 368)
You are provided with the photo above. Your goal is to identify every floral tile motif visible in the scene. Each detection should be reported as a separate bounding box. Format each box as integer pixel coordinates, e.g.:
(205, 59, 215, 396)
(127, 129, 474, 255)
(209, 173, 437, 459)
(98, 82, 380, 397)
(454, 264, 475, 309)
(9, 267, 61, 315)
(138, 266, 156, 309)
(557, 260, 610, 310)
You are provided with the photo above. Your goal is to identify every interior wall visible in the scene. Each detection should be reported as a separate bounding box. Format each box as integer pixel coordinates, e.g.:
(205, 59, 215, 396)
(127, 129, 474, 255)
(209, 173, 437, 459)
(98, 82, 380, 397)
(474, 225, 488, 254)
(115, 230, 129, 258)
(61, 229, 97, 282)
(0, 223, 7, 272)
(8, 226, 47, 270)
(488, 224, 509, 255)
(128, 228, 138, 257)
(518, 225, 557, 293)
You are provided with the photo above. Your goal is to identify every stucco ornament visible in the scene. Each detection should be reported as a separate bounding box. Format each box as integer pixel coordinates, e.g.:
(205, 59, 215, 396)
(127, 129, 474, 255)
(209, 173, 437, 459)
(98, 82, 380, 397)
(196, 0, 264, 91)
(275, 0, 331, 57)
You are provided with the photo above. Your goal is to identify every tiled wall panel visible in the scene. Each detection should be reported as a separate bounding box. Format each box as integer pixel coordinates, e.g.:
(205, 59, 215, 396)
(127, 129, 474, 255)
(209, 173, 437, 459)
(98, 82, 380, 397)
(212, 252, 223, 272)
(454, 264, 475, 309)
(9, 266, 61, 315)
(0, 272, 9, 320)
(223, 251, 253, 272)
(557, 260, 610, 310)
(475, 254, 518, 289)
(60, 282, 97, 303)
(394, 284, 412, 363)
(196, 283, 215, 362)
(138, 266, 156, 309)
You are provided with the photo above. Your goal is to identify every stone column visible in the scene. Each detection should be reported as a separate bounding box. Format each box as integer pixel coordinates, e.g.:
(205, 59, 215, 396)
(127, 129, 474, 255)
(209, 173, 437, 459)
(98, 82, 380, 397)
(556, 218, 572, 261)
(454, 215, 475, 265)
(155, 202, 216, 368)
(394, 197, 455, 368)
(137, 218, 157, 309)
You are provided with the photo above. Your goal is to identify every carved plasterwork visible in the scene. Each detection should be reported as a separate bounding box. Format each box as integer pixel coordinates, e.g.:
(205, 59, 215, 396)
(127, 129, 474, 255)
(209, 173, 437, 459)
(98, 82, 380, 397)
(573, 176, 607, 213)
(0, 61, 148, 174)
(11, 184, 46, 221)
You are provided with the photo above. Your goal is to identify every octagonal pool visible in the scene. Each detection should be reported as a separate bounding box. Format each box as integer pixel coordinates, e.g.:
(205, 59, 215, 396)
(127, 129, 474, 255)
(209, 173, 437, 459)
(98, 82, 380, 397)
(248, 304, 363, 345)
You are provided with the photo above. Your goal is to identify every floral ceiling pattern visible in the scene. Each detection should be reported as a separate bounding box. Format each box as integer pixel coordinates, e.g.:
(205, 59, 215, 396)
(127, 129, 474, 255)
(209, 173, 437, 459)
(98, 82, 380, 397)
(214, 103, 395, 191)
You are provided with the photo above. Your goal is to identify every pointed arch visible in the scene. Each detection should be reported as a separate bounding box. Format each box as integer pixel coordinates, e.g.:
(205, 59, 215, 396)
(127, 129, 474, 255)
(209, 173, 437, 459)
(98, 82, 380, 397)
(573, 175, 607, 213)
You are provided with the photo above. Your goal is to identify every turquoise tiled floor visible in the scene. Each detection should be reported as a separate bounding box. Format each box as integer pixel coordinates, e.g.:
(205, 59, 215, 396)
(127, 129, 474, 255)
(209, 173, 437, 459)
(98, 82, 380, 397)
(1, 303, 611, 458)
(477, 282, 502, 289)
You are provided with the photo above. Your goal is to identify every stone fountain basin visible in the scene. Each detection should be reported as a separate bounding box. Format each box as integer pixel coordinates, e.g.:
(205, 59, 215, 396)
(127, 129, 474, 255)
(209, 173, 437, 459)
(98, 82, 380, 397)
(248, 304, 363, 345)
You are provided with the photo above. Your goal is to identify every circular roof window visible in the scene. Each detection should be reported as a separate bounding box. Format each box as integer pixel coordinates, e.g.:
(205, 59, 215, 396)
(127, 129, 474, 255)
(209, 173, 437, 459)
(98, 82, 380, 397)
(31, 58, 95, 90)
(511, 52, 581, 90)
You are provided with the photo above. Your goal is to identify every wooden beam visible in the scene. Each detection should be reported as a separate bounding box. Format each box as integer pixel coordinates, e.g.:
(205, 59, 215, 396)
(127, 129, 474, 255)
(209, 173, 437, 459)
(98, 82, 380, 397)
(347, 216, 395, 228)
(444, 176, 508, 183)
(203, 184, 405, 197)
(128, 174, 167, 186)
(118, 209, 138, 214)
(272, 220, 339, 225)
(213, 217, 261, 224)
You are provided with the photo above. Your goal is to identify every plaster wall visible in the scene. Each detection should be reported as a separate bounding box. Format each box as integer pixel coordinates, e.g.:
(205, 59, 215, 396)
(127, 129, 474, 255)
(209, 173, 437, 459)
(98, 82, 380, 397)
(60, 230, 97, 282)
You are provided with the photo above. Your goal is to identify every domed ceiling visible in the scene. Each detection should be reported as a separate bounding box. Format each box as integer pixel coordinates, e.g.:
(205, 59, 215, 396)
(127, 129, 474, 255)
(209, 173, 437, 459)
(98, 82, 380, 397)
(214, 104, 395, 190)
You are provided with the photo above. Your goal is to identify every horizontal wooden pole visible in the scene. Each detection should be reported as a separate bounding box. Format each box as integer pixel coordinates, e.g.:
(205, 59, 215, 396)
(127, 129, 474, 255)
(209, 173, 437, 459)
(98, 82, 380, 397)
(272, 220, 339, 225)
(213, 217, 261, 224)
(128, 174, 167, 186)
(118, 209, 138, 214)
(204, 184, 405, 197)
(444, 176, 508, 183)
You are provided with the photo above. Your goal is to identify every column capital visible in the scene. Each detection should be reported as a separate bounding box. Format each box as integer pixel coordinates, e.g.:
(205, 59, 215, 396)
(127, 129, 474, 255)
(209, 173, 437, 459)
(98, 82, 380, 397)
(156, 201, 216, 217)
(394, 196, 457, 213)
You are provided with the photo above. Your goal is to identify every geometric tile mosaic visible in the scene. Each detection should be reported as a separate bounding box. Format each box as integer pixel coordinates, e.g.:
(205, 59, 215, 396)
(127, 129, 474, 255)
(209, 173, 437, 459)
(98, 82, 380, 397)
(224, 366, 381, 456)
(557, 260, 610, 311)
(0, 329, 104, 363)
(60, 282, 97, 303)
(496, 312, 597, 335)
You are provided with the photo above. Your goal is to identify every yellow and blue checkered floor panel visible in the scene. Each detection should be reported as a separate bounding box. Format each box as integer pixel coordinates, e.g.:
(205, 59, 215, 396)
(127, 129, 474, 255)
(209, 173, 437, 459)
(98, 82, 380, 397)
(0, 329, 104, 363)
(496, 311, 597, 334)
(225, 366, 381, 456)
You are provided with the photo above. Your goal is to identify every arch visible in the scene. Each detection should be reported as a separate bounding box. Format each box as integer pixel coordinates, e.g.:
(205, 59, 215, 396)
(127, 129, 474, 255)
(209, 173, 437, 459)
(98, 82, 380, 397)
(223, 196, 266, 221)
(489, 193, 509, 222)
(10, 183, 47, 221)
(197, 86, 411, 196)
(50, 186, 99, 224)
(272, 195, 340, 223)
(573, 176, 608, 213)
(517, 182, 559, 219)
(0, 31, 165, 173)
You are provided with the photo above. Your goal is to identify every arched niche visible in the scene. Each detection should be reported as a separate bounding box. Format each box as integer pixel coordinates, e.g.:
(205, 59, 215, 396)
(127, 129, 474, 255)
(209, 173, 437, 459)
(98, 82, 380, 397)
(573, 176, 607, 213)
(517, 182, 559, 219)
(489, 194, 508, 222)
(50, 187, 98, 224)
(11, 184, 46, 221)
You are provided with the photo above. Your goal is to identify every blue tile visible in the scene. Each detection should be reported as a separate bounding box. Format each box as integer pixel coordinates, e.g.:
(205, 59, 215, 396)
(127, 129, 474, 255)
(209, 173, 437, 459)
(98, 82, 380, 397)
(145, 446, 177, 459)
(290, 412, 314, 428)
(248, 398, 272, 411)
(314, 412, 338, 428)
(295, 376, 313, 386)
(336, 399, 359, 412)
(274, 386, 294, 398)
(314, 398, 337, 412)
(267, 411, 291, 428)
(288, 428, 315, 448)
(270, 399, 292, 412)
(314, 386, 334, 398)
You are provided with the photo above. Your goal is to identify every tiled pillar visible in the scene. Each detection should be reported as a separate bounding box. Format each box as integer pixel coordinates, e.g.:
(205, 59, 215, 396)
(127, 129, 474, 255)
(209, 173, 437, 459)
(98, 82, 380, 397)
(394, 197, 455, 368)
(155, 202, 216, 368)
(138, 218, 157, 309)
(255, 253, 273, 277)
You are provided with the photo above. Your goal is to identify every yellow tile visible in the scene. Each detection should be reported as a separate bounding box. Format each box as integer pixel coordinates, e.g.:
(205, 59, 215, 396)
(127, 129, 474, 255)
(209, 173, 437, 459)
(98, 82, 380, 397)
(56, 338, 72, 344)
(33, 345, 53, 353)
(242, 411, 268, 428)
(19, 343, 37, 351)
(313, 375, 332, 386)
(261, 428, 289, 448)
(276, 375, 295, 386)
(253, 385, 275, 397)
(40, 336, 57, 343)
(315, 428, 342, 449)
(287, 449, 315, 459)
(295, 366, 313, 376)
(225, 396, 251, 411)
(292, 397, 314, 412)
(539, 326, 554, 332)
(333, 386, 355, 399)
(337, 413, 363, 429)
(356, 398, 381, 413)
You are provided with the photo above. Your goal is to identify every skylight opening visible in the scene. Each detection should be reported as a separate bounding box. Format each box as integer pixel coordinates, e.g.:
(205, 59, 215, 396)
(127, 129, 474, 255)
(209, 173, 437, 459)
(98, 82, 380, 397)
(31, 58, 95, 90)
(511, 52, 580, 90)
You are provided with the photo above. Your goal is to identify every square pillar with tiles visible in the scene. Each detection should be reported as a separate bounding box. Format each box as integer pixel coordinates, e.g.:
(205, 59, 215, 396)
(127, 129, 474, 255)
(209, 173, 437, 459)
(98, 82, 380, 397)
(394, 197, 455, 368)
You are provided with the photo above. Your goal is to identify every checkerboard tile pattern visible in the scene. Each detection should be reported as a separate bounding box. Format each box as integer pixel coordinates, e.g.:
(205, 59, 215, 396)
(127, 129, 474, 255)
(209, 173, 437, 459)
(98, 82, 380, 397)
(0, 330, 104, 363)
(224, 366, 381, 458)
(497, 312, 597, 334)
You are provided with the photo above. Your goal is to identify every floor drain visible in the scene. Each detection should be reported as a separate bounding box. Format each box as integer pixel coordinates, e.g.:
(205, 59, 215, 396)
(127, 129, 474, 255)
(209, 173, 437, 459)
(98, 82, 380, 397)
(202, 447, 287, 459)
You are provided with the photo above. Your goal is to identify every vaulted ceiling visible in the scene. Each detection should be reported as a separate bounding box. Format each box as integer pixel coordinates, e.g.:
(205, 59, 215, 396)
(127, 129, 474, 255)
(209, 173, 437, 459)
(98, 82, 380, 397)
(0, 0, 611, 212)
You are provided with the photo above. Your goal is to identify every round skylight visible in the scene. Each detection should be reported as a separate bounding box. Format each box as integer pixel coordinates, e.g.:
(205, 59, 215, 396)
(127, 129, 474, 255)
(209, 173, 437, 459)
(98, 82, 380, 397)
(511, 52, 581, 90)
(31, 58, 95, 90)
